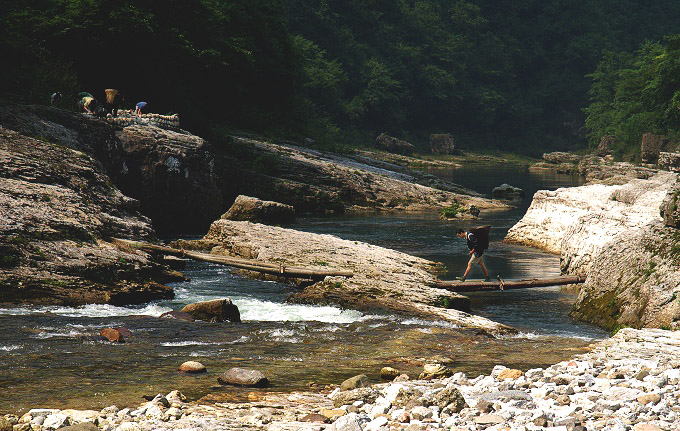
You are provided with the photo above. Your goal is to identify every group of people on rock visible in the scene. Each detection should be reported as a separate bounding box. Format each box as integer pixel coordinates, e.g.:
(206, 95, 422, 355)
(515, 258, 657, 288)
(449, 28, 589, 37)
(51, 89, 148, 118)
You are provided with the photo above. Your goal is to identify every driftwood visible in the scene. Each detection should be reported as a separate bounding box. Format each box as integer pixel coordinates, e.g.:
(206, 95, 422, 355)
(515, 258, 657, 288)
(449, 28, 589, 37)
(112, 238, 353, 280)
(435, 275, 584, 292)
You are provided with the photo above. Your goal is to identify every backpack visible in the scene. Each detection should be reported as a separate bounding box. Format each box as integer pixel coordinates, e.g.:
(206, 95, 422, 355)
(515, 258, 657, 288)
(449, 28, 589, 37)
(470, 225, 491, 251)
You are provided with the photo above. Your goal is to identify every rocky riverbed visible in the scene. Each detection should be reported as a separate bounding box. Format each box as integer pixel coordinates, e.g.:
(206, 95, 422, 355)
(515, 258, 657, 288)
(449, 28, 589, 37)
(175, 218, 514, 335)
(5, 327, 679, 430)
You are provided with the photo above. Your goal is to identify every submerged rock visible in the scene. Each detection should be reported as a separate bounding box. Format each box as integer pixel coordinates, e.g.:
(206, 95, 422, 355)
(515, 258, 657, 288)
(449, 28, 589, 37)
(217, 367, 269, 387)
(491, 183, 525, 200)
(222, 195, 295, 225)
(159, 311, 195, 322)
(99, 328, 130, 343)
(180, 298, 241, 323)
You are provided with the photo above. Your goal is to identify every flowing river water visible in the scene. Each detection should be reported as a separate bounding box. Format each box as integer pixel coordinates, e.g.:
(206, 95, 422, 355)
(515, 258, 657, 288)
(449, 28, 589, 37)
(0, 164, 607, 414)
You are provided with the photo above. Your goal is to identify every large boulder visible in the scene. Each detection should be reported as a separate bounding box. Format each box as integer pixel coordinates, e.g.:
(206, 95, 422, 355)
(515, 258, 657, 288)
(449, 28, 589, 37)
(641, 133, 668, 164)
(217, 367, 269, 387)
(429, 134, 458, 155)
(222, 195, 295, 225)
(491, 184, 525, 200)
(180, 298, 241, 323)
(340, 374, 370, 391)
(375, 133, 416, 155)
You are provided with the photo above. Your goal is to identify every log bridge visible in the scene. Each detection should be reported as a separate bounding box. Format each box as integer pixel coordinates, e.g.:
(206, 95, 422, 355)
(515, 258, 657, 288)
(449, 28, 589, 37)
(112, 238, 353, 280)
(435, 275, 585, 292)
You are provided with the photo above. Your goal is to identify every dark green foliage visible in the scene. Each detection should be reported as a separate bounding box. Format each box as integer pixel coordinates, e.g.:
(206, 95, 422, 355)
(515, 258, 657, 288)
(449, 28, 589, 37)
(585, 36, 680, 160)
(4, 1, 680, 153)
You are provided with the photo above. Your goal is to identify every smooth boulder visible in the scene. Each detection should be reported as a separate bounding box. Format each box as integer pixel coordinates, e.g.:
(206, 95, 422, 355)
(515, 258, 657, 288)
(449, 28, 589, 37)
(179, 361, 206, 373)
(217, 367, 269, 387)
(180, 298, 241, 323)
(222, 195, 295, 225)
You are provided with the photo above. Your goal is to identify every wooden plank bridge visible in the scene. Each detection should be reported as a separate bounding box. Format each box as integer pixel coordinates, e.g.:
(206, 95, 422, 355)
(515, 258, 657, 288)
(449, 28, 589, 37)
(112, 238, 354, 280)
(435, 275, 585, 292)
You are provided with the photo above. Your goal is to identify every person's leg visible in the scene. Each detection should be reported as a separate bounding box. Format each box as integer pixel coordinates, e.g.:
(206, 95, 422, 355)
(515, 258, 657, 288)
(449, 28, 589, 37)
(460, 254, 476, 281)
(479, 257, 490, 281)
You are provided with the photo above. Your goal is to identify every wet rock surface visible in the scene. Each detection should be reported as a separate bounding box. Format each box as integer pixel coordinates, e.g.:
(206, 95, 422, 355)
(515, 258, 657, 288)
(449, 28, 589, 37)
(181, 219, 514, 334)
(7, 328, 680, 430)
(0, 127, 178, 306)
(180, 298, 241, 323)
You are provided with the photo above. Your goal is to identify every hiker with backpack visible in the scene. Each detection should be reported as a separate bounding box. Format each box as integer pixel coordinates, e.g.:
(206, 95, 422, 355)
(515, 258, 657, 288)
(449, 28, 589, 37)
(456, 226, 490, 282)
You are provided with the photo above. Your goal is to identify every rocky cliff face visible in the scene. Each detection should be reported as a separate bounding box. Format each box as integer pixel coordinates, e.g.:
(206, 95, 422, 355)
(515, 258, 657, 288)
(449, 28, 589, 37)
(0, 127, 179, 305)
(115, 126, 223, 233)
(505, 169, 680, 330)
(0, 104, 225, 233)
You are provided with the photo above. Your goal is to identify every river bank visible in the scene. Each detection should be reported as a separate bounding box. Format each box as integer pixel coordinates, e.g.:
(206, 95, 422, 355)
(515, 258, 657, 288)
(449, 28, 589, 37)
(4, 327, 677, 430)
(505, 156, 680, 331)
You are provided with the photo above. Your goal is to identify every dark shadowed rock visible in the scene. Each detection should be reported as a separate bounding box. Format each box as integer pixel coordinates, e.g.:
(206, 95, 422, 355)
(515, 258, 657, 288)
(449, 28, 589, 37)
(375, 133, 416, 155)
(340, 374, 370, 391)
(641, 133, 668, 164)
(299, 414, 329, 423)
(492, 184, 525, 200)
(217, 367, 269, 387)
(429, 134, 458, 155)
(115, 125, 223, 233)
(159, 311, 195, 322)
(222, 195, 295, 225)
(181, 298, 241, 323)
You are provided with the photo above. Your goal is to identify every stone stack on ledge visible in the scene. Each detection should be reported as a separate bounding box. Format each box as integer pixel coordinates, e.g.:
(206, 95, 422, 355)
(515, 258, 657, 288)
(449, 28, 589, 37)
(105, 110, 181, 130)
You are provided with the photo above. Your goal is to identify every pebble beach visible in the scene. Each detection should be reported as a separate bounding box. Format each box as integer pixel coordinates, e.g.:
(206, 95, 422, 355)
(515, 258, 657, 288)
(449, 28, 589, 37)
(4, 327, 680, 431)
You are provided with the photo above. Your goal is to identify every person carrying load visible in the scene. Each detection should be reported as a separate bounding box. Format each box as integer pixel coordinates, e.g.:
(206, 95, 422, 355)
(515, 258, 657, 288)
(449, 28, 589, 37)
(456, 226, 491, 282)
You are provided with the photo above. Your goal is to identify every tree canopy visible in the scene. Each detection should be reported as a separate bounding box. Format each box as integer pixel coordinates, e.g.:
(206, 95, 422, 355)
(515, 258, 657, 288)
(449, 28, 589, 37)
(3, 0, 680, 154)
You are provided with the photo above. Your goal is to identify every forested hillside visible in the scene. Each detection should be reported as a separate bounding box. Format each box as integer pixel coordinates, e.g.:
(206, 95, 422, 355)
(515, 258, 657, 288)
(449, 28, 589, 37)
(3, 0, 680, 154)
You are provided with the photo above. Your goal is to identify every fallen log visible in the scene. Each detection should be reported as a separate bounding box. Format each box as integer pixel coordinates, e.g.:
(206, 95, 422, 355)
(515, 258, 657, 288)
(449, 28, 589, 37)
(112, 238, 354, 280)
(435, 275, 584, 292)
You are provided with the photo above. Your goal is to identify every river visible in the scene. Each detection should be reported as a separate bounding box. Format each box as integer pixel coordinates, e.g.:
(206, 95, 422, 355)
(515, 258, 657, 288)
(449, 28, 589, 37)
(0, 163, 607, 414)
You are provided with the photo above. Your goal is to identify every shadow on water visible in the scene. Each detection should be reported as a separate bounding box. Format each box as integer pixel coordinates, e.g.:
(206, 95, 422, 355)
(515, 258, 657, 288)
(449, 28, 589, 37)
(0, 163, 608, 414)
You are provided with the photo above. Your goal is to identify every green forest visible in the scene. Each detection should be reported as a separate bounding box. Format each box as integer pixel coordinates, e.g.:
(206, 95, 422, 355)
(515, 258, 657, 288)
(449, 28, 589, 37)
(3, 0, 680, 156)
